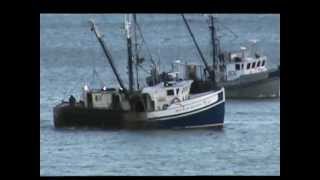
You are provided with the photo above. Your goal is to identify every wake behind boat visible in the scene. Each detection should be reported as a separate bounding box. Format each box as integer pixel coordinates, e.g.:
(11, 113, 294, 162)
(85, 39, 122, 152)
(53, 14, 225, 129)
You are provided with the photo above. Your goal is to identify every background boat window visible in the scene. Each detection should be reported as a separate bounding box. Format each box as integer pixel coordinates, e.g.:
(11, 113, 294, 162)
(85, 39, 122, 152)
(95, 95, 102, 101)
(247, 63, 251, 69)
(262, 60, 265, 66)
(234, 57, 242, 62)
(252, 62, 256, 68)
(235, 64, 240, 70)
(167, 89, 174, 96)
(257, 61, 261, 67)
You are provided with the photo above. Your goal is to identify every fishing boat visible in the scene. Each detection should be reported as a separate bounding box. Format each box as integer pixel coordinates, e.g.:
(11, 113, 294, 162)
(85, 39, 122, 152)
(169, 44, 280, 99)
(53, 14, 225, 129)
(150, 14, 280, 99)
(213, 43, 280, 99)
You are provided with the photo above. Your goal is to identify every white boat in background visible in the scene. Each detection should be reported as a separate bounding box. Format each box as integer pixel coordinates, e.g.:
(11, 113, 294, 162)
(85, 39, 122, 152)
(147, 15, 280, 99)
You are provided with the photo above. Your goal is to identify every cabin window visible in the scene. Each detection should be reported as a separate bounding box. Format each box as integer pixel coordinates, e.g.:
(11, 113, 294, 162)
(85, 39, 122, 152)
(167, 89, 174, 96)
(182, 87, 187, 93)
(261, 60, 265, 66)
(257, 61, 261, 67)
(247, 63, 251, 69)
(252, 62, 256, 68)
(234, 57, 242, 62)
(95, 95, 102, 101)
(176, 88, 179, 95)
(241, 64, 244, 69)
(235, 64, 240, 70)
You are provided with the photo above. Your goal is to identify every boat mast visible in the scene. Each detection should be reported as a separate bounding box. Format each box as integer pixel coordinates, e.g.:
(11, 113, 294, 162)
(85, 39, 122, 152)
(181, 14, 216, 87)
(125, 14, 135, 93)
(133, 14, 140, 90)
(89, 20, 128, 95)
(208, 15, 217, 68)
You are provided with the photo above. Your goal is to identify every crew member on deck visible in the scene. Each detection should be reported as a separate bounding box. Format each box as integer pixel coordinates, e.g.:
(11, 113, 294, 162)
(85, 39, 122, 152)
(69, 95, 76, 106)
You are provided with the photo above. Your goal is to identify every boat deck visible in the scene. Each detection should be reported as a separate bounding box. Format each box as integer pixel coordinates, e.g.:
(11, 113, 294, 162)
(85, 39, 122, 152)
(189, 90, 217, 99)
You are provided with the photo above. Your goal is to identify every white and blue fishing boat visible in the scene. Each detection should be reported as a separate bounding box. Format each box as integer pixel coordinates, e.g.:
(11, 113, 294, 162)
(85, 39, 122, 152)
(53, 14, 225, 129)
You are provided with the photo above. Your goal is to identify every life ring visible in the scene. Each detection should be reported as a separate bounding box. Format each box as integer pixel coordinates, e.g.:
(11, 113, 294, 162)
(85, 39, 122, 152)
(171, 97, 181, 104)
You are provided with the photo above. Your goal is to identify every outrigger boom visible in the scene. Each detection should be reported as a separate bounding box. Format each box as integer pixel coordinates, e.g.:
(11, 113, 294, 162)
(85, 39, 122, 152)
(89, 20, 129, 95)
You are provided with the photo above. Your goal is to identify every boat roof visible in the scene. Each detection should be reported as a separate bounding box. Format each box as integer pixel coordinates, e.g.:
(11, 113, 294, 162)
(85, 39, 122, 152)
(142, 80, 193, 93)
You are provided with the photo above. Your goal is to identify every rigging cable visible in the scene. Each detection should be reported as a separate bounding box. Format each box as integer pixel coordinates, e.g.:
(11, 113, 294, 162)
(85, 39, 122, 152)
(62, 69, 92, 101)
(137, 64, 151, 74)
(134, 20, 156, 66)
(215, 20, 238, 42)
(90, 68, 106, 88)
(90, 46, 105, 88)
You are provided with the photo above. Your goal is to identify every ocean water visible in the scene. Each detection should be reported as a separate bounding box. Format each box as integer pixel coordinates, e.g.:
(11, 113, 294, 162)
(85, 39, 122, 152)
(40, 14, 280, 176)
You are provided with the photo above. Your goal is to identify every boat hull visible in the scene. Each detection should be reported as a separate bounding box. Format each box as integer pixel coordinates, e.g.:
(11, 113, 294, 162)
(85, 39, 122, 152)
(224, 77, 280, 99)
(187, 69, 280, 99)
(53, 89, 225, 129)
(53, 104, 144, 128)
(218, 68, 280, 99)
(150, 101, 224, 129)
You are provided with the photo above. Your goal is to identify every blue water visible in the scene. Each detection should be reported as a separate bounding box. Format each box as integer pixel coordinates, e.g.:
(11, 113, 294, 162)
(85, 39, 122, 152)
(40, 14, 280, 176)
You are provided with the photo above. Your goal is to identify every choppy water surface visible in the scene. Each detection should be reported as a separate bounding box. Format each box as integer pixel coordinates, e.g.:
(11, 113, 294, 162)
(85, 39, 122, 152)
(40, 14, 280, 176)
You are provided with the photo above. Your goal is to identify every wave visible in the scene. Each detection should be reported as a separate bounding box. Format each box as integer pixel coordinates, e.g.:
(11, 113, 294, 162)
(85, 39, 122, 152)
(40, 119, 53, 129)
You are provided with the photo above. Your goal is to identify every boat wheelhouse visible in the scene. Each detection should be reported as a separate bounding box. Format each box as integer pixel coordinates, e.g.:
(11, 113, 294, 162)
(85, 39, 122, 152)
(222, 47, 268, 81)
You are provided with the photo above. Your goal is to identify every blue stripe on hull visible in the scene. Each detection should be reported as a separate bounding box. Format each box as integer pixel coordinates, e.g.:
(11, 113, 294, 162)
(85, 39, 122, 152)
(152, 102, 225, 129)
